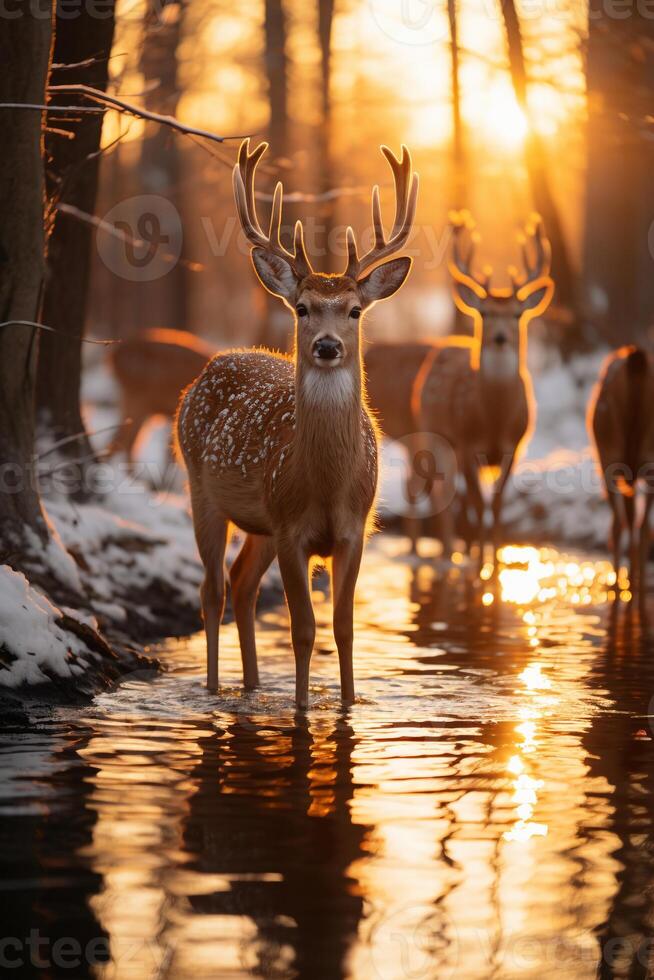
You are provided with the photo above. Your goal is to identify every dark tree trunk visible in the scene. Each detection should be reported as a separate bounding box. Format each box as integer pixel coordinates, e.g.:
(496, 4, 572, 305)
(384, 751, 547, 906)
(36, 0, 116, 489)
(137, 0, 188, 332)
(447, 0, 469, 333)
(0, 2, 53, 555)
(500, 0, 577, 321)
(447, 0, 466, 209)
(264, 0, 289, 159)
(262, 0, 292, 348)
(317, 0, 335, 271)
(583, 8, 654, 347)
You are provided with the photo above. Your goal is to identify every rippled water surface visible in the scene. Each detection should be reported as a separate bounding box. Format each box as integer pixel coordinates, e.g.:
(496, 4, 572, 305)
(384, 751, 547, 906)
(2, 538, 654, 979)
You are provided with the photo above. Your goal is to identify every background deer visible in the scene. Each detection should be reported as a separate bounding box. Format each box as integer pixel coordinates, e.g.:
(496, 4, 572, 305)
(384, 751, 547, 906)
(108, 328, 213, 465)
(588, 346, 654, 586)
(364, 341, 435, 547)
(413, 211, 555, 560)
(176, 138, 417, 708)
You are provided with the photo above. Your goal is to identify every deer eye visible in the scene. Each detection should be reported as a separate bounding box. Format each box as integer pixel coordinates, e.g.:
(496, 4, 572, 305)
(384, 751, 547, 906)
(295, 303, 308, 317)
(349, 307, 361, 320)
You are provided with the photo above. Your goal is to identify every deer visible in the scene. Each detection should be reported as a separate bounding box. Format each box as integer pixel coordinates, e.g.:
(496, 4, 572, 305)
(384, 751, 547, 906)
(364, 341, 437, 548)
(588, 346, 654, 588)
(108, 327, 213, 466)
(176, 138, 418, 708)
(412, 211, 554, 561)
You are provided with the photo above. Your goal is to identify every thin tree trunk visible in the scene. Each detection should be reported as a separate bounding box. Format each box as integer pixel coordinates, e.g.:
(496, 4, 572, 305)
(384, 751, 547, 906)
(500, 0, 577, 321)
(0, 2, 53, 555)
(138, 0, 188, 332)
(262, 0, 292, 348)
(36, 0, 116, 492)
(264, 0, 289, 159)
(317, 0, 336, 271)
(447, 0, 466, 209)
(447, 0, 468, 333)
(583, 9, 654, 346)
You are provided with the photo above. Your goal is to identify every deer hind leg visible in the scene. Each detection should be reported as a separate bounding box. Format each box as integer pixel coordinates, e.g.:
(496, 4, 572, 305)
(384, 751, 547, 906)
(332, 533, 365, 704)
(404, 433, 426, 556)
(432, 446, 458, 562)
(230, 533, 276, 690)
(190, 492, 228, 692)
(276, 537, 315, 710)
(491, 451, 516, 557)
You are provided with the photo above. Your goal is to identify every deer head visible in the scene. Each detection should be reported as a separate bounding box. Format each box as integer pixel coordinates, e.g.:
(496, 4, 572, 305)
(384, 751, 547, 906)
(448, 211, 554, 375)
(233, 139, 418, 372)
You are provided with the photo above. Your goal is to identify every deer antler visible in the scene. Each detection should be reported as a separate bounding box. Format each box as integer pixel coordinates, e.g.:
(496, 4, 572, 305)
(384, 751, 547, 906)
(232, 138, 312, 278)
(448, 210, 492, 294)
(509, 213, 551, 294)
(345, 145, 418, 280)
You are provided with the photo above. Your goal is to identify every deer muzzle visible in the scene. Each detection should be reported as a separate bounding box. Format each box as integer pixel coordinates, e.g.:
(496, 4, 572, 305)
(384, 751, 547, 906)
(313, 336, 343, 362)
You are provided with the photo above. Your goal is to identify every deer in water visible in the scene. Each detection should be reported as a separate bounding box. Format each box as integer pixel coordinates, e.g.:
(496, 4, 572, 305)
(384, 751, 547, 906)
(413, 211, 554, 560)
(176, 138, 418, 708)
(108, 328, 213, 465)
(588, 346, 654, 586)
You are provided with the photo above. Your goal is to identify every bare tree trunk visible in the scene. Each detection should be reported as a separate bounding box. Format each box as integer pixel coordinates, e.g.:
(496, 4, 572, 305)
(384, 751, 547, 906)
(447, 0, 466, 209)
(0, 2, 53, 555)
(262, 0, 292, 348)
(138, 0, 188, 332)
(264, 0, 289, 159)
(36, 0, 116, 492)
(317, 0, 336, 271)
(447, 0, 468, 333)
(583, 9, 654, 347)
(500, 0, 577, 320)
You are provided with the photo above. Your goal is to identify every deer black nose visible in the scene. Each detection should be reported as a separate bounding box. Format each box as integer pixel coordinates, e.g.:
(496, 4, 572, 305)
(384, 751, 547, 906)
(313, 337, 343, 360)
(494, 333, 508, 346)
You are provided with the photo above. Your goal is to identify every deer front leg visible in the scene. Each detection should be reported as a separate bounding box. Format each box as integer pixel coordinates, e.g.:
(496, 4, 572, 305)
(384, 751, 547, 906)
(230, 533, 276, 689)
(491, 450, 516, 556)
(276, 538, 315, 710)
(191, 503, 228, 693)
(332, 533, 365, 704)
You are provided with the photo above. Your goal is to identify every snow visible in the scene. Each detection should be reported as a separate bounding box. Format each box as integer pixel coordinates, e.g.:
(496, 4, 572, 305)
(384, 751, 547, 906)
(0, 565, 94, 688)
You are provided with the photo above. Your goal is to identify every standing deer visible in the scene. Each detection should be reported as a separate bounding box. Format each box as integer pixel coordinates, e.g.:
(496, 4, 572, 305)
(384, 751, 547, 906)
(177, 138, 417, 708)
(414, 211, 554, 560)
(588, 346, 654, 586)
(108, 328, 213, 465)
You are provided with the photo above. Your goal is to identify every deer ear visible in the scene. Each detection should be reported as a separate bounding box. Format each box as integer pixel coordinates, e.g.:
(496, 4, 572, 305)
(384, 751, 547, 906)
(517, 275, 554, 317)
(357, 256, 412, 308)
(449, 268, 486, 316)
(251, 247, 299, 301)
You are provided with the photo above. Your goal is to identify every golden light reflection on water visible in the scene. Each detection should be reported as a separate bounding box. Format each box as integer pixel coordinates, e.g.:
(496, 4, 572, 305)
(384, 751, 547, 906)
(10, 538, 647, 979)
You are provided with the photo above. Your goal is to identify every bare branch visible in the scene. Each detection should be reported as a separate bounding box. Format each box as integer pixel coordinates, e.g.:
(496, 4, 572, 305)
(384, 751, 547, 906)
(48, 83, 246, 144)
(0, 320, 120, 345)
